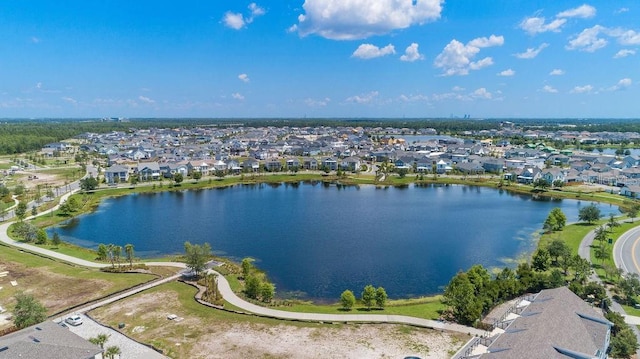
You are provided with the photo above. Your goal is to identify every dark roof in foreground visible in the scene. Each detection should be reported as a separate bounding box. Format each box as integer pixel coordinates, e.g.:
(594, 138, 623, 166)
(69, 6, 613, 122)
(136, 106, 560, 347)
(0, 320, 102, 359)
(481, 286, 612, 359)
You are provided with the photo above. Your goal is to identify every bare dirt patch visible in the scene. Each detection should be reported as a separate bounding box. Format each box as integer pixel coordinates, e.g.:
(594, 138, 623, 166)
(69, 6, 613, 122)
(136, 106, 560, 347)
(0, 260, 110, 315)
(90, 285, 468, 359)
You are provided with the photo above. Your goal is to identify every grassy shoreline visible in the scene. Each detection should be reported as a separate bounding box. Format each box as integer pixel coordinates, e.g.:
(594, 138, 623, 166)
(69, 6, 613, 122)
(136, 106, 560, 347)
(19, 172, 634, 314)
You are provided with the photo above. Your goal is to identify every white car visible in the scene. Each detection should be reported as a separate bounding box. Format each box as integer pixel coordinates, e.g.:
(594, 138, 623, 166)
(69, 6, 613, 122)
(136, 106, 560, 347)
(65, 315, 83, 326)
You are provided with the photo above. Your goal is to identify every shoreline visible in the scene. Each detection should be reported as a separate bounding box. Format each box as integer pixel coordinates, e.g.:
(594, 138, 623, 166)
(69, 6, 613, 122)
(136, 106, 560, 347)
(35, 174, 625, 304)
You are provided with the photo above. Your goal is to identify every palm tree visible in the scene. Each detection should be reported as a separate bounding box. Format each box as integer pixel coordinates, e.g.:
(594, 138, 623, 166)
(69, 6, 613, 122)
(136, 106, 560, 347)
(89, 333, 109, 349)
(105, 345, 121, 359)
(124, 244, 134, 269)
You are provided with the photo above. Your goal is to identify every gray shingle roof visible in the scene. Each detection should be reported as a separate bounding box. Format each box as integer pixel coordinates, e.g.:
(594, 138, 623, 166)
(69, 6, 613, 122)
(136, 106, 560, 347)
(481, 287, 611, 359)
(0, 321, 102, 359)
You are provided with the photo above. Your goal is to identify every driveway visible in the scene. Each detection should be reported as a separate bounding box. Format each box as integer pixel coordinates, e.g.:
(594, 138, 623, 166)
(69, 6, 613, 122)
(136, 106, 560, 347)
(57, 314, 166, 359)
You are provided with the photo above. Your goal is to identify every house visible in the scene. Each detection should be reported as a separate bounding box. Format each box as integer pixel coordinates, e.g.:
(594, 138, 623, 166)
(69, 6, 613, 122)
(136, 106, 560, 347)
(436, 159, 452, 174)
(322, 157, 338, 171)
(265, 159, 282, 172)
(474, 286, 612, 359)
(481, 158, 505, 173)
(303, 158, 318, 170)
(242, 158, 261, 172)
(455, 162, 485, 175)
(340, 156, 362, 172)
(285, 157, 301, 170)
(136, 161, 160, 181)
(516, 167, 542, 184)
(104, 165, 129, 184)
(187, 161, 210, 175)
(620, 185, 640, 198)
(0, 320, 102, 359)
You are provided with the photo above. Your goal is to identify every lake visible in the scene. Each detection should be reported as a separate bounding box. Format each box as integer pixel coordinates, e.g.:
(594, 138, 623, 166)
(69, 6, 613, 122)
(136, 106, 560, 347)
(49, 183, 619, 301)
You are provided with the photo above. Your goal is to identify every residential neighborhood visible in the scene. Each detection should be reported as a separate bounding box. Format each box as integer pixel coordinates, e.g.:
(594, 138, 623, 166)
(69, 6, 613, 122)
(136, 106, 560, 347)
(60, 124, 640, 198)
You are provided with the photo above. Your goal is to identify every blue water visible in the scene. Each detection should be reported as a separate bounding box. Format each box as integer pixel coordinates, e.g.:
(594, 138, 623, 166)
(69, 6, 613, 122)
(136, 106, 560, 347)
(49, 183, 618, 301)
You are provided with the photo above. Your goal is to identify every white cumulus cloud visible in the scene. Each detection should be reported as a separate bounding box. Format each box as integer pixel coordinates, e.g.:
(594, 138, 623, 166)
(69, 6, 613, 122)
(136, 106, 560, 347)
(138, 95, 155, 104)
(295, 0, 443, 40)
(238, 73, 250, 82)
(498, 69, 515, 77)
(608, 78, 632, 91)
(223, 3, 265, 30)
(556, 4, 597, 19)
(520, 4, 596, 35)
(614, 49, 636, 58)
(514, 43, 549, 59)
(434, 35, 504, 76)
(345, 91, 379, 104)
(571, 85, 594, 94)
(304, 97, 331, 107)
(232, 92, 245, 100)
(566, 25, 607, 52)
(472, 88, 492, 99)
(400, 43, 424, 62)
(61, 96, 78, 104)
(549, 69, 565, 75)
(223, 12, 245, 30)
(352, 43, 396, 59)
(542, 85, 558, 93)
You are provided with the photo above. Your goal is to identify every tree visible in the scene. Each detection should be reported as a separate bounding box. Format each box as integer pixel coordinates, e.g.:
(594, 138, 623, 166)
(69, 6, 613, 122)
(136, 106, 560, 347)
(97, 243, 108, 261)
(443, 272, 482, 325)
(174, 173, 184, 185)
(532, 248, 550, 272)
(192, 171, 202, 182)
(260, 281, 275, 302)
(578, 204, 601, 224)
(361, 284, 376, 310)
(571, 255, 592, 284)
(15, 201, 27, 221)
(606, 311, 639, 358)
(104, 345, 121, 359)
(547, 239, 570, 266)
(35, 228, 48, 245)
(619, 273, 640, 305)
(245, 275, 261, 299)
(532, 178, 550, 191)
(124, 244, 134, 268)
(51, 231, 61, 246)
(80, 176, 99, 191)
(607, 213, 620, 232)
(620, 201, 640, 222)
(241, 257, 254, 279)
(112, 245, 122, 267)
(375, 286, 388, 309)
(340, 290, 356, 310)
(31, 205, 37, 217)
(184, 241, 211, 278)
(89, 333, 110, 349)
(13, 292, 47, 329)
(543, 208, 566, 232)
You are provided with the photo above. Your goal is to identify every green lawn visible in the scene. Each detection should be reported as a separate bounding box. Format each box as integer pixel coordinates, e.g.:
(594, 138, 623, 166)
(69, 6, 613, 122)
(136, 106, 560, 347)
(275, 296, 445, 320)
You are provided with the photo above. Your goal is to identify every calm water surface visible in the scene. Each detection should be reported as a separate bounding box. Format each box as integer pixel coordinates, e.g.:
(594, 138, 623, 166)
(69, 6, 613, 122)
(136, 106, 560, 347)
(50, 183, 618, 301)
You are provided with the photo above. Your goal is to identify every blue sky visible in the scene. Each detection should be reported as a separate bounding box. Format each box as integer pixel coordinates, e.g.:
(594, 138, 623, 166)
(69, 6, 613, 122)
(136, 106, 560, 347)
(1, 1, 638, 118)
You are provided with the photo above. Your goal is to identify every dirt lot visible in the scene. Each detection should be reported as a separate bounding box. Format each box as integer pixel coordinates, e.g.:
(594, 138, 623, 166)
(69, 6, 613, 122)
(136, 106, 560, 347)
(90, 284, 469, 359)
(0, 246, 155, 329)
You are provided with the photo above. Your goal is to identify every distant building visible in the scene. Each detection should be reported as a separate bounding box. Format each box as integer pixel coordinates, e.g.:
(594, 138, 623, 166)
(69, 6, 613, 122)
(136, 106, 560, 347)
(0, 321, 102, 359)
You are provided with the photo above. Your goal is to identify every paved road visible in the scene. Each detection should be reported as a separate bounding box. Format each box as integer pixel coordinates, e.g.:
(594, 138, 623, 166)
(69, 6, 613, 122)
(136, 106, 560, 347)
(614, 223, 640, 276)
(579, 220, 640, 356)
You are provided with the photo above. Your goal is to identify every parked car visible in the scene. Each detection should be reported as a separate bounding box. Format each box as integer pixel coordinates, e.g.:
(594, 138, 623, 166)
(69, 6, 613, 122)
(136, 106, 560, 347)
(65, 315, 83, 326)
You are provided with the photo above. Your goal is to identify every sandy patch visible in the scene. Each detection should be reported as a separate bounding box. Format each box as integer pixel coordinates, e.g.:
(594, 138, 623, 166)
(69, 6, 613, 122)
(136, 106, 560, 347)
(192, 323, 459, 359)
(90, 288, 468, 359)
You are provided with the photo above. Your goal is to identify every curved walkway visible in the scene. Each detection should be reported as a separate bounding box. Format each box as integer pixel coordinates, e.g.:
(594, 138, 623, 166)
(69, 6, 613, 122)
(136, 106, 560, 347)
(0, 194, 485, 337)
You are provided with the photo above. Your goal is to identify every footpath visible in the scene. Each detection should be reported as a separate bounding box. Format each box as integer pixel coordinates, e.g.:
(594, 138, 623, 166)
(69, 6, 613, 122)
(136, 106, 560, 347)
(0, 189, 486, 338)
